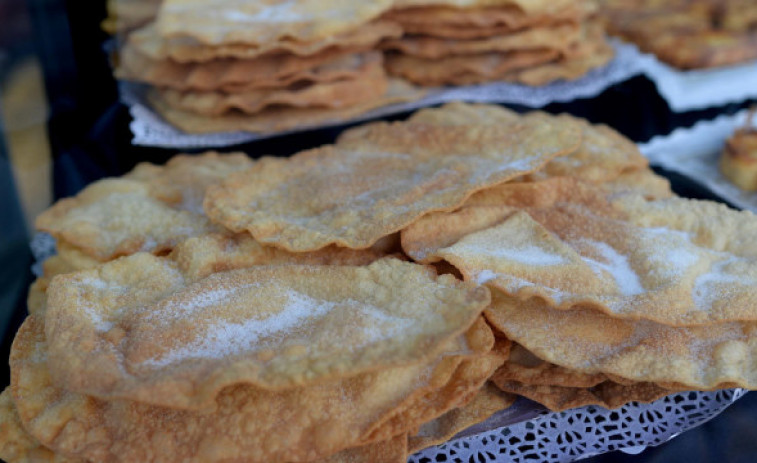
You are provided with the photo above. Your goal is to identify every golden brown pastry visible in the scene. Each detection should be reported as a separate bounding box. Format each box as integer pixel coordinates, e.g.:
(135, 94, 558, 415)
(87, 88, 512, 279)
(720, 108, 757, 190)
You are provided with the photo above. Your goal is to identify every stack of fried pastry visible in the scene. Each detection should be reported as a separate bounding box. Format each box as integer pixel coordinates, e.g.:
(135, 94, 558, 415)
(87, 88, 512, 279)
(4, 103, 757, 463)
(382, 0, 614, 86)
(110, 0, 617, 135)
(598, 0, 757, 69)
(115, 1, 422, 134)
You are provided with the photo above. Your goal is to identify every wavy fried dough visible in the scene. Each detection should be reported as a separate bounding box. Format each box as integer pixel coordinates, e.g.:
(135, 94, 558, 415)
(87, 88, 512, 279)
(401, 177, 622, 263)
(493, 379, 671, 412)
(35, 152, 253, 260)
(383, 1, 591, 35)
(203, 112, 581, 251)
(156, 0, 394, 46)
(408, 382, 517, 453)
(0, 388, 83, 463)
(385, 48, 561, 86)
(385, 20, 611, 86)
(406, 103, 647, 186)
(410, 177, 757, 325)
(157, 55, 387, 116)
(117, 43, 379, 92)
(381, 23, 579, 59)
(124, 152, 254, 213)
(131, 20, 402, 63)
(484, 292, 757, 390)
(493, 343, 608, 388)
(502, 34, 614, 86)
(148, 77, 425, 134)
(392, 0, 577, 15)
(12, 316, 490, 463)
(600, 0, 757, 69)
(2, 385, 408, 463)
(35, 179, 220, 261)
(171, 232, 390, 280)
(45, 256, 490, 408)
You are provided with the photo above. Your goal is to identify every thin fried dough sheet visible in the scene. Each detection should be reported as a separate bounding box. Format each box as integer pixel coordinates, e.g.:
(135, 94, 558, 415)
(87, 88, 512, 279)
(408, 382, 517, 453)
(401, 177, 620, 263)
(148, 77, 425, 134)
(392, 0, 577, 15)
(362, 331, 505, 445)
(131, 20, 402, 63)
(406, 103, 648, 185)
(36, 152, 253, 260)
(171, 232, 390, 280)
(381, 23, 579, 59)
(602, 168, 673, 201)
(385, 48, 561, 86)
(117, 44, 383, 92)
(0, 388, 83, 463)
(27, 245, 105, 317)
(494, 379, 672, 412)
(493, 343, 608, 388)
(428, 179, 757, 325)
(12, 316, 486, 463)
(45, 256, 490, 409)
(156, 0, 394, 45)
(484, 292, 757, 390)
(125, 151, 254, 213)
(35, 179, 220, 261)
(203, 112, 581, 251)
(320, 435, 408, 463)
(505, 33, 614, 86)
(156, 56, 387, 116)
(383, 1, 590, 38)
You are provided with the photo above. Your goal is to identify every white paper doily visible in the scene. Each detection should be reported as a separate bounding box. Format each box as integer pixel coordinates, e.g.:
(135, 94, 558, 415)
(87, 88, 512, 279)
(124, 40, 646, 149)
(410, 389, 748, 463)
(637, 50, 757, 113)
(639, 109, 757, 212)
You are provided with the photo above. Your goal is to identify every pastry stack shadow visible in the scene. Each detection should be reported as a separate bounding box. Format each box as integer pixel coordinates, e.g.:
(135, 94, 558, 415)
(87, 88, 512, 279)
(109, 0, 613, 134)
(3, 102, 757, 463)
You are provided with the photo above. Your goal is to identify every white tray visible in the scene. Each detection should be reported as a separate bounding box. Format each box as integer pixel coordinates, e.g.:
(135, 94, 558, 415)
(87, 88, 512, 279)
(639, 110, 757, 212)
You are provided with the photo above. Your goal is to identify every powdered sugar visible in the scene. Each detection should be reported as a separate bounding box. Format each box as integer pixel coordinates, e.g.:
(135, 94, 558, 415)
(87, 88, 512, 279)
(143, 289, 337, 367)
(580, 240, 644, 297)
(456, 241, 569, 268)
(692, 255, 755, 310)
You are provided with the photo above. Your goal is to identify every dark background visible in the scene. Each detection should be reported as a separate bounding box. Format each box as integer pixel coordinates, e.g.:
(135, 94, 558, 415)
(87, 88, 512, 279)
(0, 0, 756, 461)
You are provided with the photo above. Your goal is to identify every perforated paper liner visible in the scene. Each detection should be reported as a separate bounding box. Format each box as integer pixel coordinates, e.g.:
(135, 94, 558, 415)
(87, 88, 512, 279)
(410, 390, 747, 462)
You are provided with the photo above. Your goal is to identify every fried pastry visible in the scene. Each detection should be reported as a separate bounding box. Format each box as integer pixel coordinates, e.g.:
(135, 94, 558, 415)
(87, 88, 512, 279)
(599, 0, 757, 69)
(485, 292, 757, 390)
(155, 54, 387, 116)
(204, 112, 580, 251)
(35, 152, 252, 260)
(45, 256, 491, 408)
(720, 109, 757, 191)
(147, 77, 424, 134)
(11, 316, 491, 463)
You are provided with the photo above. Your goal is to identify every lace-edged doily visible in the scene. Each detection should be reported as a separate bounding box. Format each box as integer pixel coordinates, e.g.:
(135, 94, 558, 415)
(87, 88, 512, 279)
(411, 389, 747, 463)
